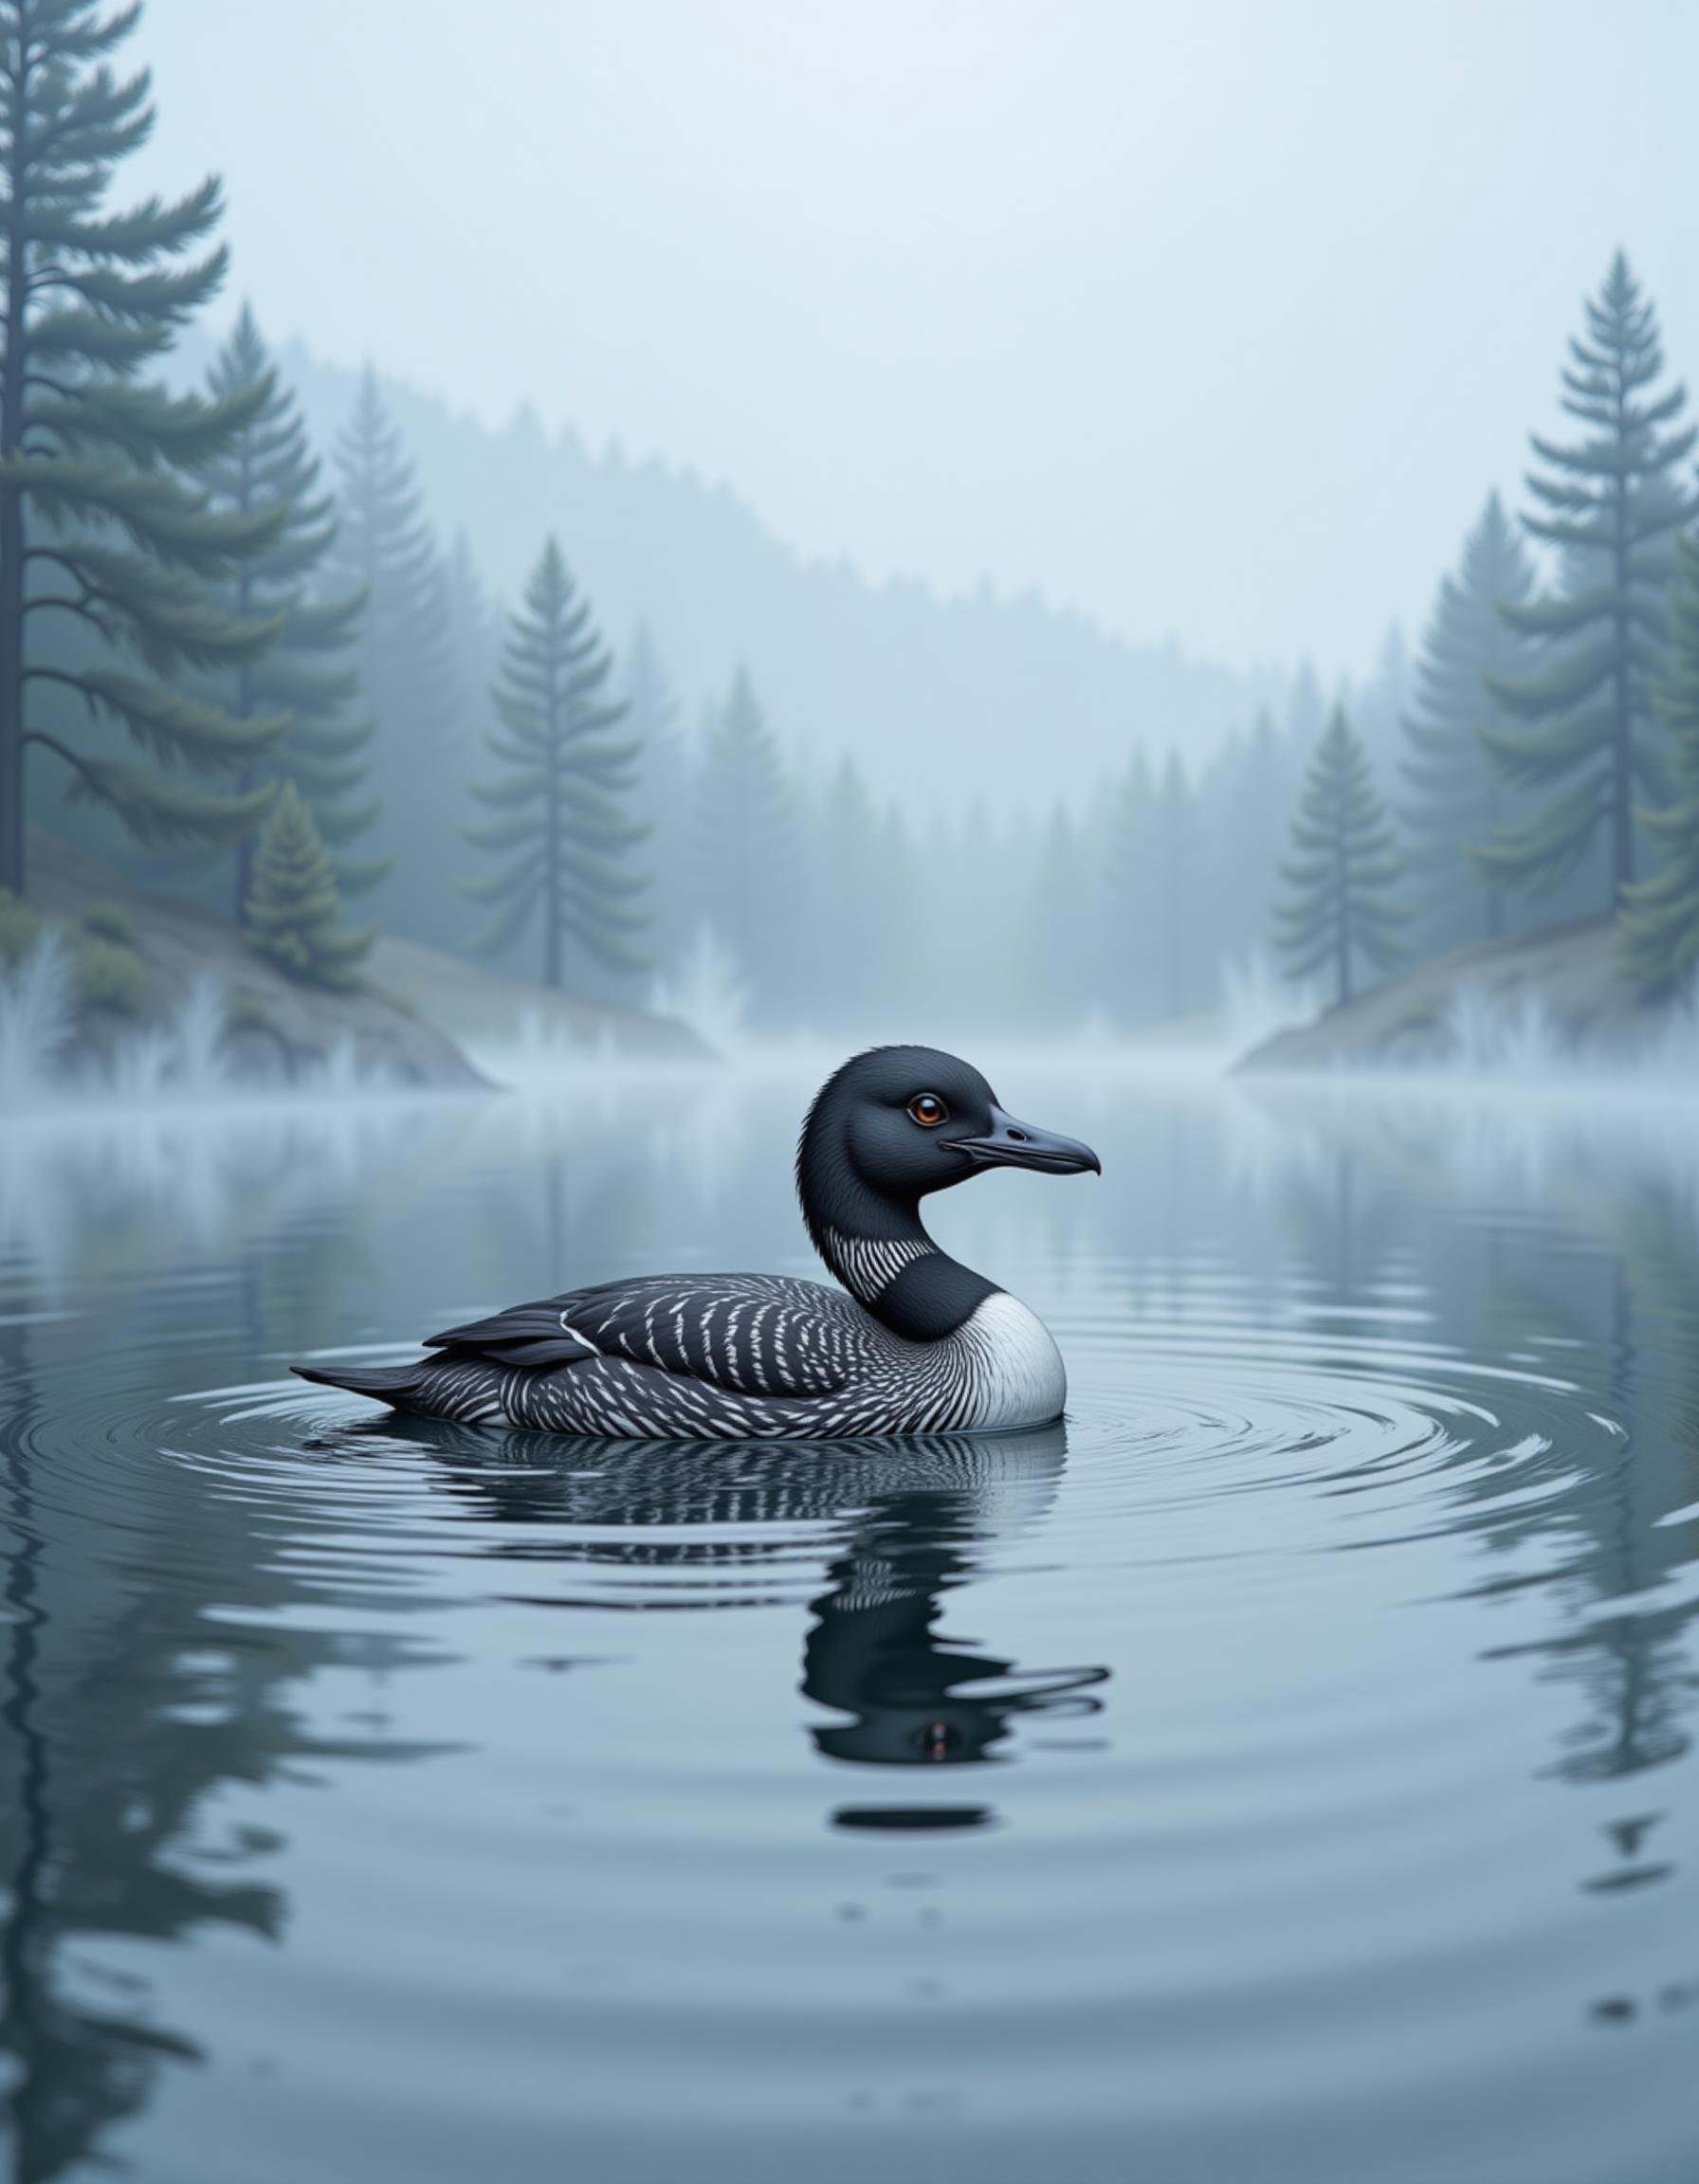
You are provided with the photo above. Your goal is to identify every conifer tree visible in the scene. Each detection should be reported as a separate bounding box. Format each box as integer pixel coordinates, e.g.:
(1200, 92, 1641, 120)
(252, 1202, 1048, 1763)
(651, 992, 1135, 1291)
(245, 780, 373, 990)
(1214, 707, 1291, 974)
(442, 528, 498, 742)
(622, 624, 692, 974)
(1105, 748, 1162, 1027)
(1157, 752, 1196, 1018)
(327, 367, 457, 938)
(818, 753, 882, 1022)
(200, 305, 380, 916)
(462, 537, 646, 988)
(1400, 493, 1535, 945)
(1478, 254, 1695, 906)
(1275, 708, 1405, 1008)
(0, 0, 288, 896)
(873, 798, 920, 1022)
(1620, 533, 1699, 992)
(1028, 803, 1095, 1030)
(692, 668, 800, 1019)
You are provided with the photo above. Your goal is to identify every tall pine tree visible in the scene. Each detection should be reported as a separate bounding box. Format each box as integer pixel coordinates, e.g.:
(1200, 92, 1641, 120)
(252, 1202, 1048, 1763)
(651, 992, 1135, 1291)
(200, 304, 380, 916)
(622, 623, 693, 976)
(442, 527, 498, 749)
(1210, 706, 1290, 981)
(1027, 803, 1092, 1031)
(1105, 748, 1162, 1028)
(1400, 493, 1535, 946)
(1620, 533, 1699, 993)
(0, 0, 286, 896)
(327, 367, 457, 942)
(463, 537, 646, 988)
(1276, 708, 1405, 1008)
(692, 668, 800, 1019)
(1157, 752, 1197, 1019)
(1478, 253, 1694, 907)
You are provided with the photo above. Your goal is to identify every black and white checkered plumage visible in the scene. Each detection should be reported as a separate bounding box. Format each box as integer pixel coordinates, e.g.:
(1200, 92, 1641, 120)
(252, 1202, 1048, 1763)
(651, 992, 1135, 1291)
(296, 1046, 1100, 1441)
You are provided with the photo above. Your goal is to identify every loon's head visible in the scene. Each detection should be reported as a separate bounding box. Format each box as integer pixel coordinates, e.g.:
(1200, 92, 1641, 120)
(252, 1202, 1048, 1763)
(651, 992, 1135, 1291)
(796, 1046, 1100, 1249)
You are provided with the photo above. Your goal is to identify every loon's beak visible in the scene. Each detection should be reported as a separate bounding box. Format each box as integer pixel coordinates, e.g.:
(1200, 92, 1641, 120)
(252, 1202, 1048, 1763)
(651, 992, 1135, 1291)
(953, 1104, 1102, 1177)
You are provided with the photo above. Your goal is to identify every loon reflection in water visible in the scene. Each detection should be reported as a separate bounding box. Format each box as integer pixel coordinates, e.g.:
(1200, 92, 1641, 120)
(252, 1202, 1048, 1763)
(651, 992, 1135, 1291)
(296, 1046, 1100, 1440)
(395, 1417, 1107, 1795)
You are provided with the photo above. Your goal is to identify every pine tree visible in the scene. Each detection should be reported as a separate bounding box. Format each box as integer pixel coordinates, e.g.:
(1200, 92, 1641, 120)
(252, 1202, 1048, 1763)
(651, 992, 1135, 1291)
(1157, 752, 1196, 1018)
(1105, 749, 1162, 1027)
(199, 305, 380, 916)
(1478, 253, 1695, 907)
(0, 0, 289, 897)
(1620, 533, 1699, 993)
(1276, 708, 1406, 1008)
(442, 528, 498, 742)
(1212, 706, 1291, 976)
(1353, 624, 1413, 785)
(622, 624, 692, 974)
(462, 537, 646, 988)
(1400, 493, 1536, 946)
(692, 668, 800, 1019)
(245, 780, 373, 990)
(817, 754, 882, 1024)
(327, 367, 456, 940)
(1025, 805, 1084, 1029)
(872, 798, 920, 1025)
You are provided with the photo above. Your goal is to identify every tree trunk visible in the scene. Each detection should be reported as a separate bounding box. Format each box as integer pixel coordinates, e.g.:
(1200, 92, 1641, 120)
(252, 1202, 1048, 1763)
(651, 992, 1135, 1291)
(233, 774, 257, 918)
(1335, 814, 1351, 1008)
(543, 648, 561, 990)
(1610, 373, 1634, 901)
(232, 481, 257, 921)
(0, 58, 28, 898)
(1165, 896, 1181, 1019)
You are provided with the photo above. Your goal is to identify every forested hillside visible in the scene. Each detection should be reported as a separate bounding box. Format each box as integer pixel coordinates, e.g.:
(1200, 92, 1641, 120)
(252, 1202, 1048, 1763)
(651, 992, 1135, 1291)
(7, 1, 1699, 1054)
(268, 339, 1281, 820)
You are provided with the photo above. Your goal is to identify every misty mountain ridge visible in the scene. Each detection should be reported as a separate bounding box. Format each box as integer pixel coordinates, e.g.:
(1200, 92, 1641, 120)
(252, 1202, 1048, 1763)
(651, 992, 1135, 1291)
(215, 333, 1287, 813)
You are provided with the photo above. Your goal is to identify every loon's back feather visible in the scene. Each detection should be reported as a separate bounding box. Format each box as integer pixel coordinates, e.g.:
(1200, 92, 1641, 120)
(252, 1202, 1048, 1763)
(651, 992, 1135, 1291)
(427, 1271, 874, 1399)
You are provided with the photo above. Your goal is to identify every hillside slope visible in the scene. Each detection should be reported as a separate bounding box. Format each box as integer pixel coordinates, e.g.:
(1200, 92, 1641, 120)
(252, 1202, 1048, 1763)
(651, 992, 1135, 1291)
(1239, 919, 1675, 1072)
(20, 833, 705, 1088)
(369, 933, 704, 1063)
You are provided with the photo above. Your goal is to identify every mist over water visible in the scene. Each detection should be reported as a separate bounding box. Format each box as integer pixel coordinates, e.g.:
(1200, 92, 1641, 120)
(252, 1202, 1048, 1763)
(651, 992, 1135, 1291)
(3, 1067, 1697, 2183)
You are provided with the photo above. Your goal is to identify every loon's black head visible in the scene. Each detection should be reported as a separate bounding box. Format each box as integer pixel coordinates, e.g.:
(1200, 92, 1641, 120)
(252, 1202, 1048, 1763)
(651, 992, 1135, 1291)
(796, 1046, 1100, 1248)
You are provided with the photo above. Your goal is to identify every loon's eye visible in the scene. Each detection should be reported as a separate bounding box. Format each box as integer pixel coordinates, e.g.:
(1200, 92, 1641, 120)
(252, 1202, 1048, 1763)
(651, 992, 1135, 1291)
(908, 1093, 947, 1127)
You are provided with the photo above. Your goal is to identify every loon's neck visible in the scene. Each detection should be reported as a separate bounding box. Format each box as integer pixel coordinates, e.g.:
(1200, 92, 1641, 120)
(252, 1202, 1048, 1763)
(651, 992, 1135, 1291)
(804, 1176, 997, 1341)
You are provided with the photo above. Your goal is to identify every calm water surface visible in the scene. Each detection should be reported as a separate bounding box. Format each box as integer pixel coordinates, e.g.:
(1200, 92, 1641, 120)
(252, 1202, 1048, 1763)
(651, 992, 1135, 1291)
(2, 1066, 1697, 2182)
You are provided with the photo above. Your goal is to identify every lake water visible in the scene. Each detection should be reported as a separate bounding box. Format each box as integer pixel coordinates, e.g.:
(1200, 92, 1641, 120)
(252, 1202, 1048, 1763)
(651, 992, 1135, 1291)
(2, 1062, 1697, 2183)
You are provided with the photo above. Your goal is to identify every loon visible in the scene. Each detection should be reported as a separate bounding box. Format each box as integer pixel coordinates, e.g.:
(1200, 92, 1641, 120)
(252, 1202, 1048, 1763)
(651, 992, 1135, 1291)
(294, 1046, 1100, 1439)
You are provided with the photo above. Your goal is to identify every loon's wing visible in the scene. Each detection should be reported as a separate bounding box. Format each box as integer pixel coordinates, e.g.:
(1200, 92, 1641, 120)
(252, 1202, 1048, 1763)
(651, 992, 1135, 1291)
(425, 1272, 872, 1398)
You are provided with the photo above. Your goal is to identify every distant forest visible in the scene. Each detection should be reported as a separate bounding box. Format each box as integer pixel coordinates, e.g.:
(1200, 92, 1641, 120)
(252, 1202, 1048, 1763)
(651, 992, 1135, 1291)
(4, 1, 1698, 1038)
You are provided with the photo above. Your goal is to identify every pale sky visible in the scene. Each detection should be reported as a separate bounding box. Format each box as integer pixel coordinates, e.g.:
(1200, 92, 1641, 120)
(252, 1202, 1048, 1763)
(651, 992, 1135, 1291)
(135, 0, 1698, 680)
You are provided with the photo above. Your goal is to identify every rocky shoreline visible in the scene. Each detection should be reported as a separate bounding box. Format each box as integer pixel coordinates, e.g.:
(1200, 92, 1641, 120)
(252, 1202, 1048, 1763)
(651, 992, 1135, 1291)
(1239, 917, 1683, 1073)
(9, 831, 704, 1092)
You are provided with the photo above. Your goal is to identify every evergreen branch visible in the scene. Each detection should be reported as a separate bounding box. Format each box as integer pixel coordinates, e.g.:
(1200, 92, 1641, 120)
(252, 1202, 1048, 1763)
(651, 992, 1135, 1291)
(29, 735, 277, 846)
(60, 666, 289, 770)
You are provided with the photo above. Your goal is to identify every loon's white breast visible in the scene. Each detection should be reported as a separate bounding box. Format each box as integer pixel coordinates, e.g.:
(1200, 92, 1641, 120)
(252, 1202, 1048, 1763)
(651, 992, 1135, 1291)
(952, 1290, 1067, 1429)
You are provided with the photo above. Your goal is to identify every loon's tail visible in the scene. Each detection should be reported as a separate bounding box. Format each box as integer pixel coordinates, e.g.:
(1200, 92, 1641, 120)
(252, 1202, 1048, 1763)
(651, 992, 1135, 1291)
(292, 1362, 428, 1409)
(293, 1356, 513, 1425)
